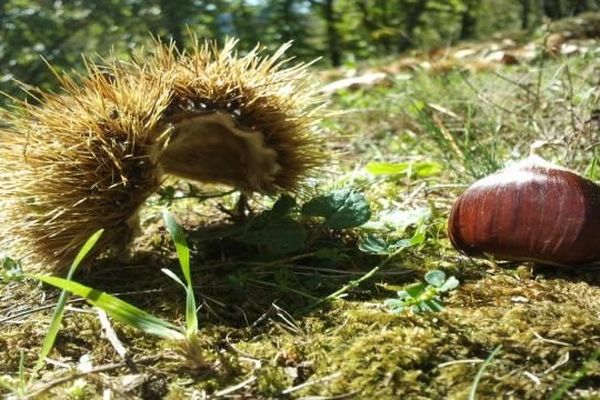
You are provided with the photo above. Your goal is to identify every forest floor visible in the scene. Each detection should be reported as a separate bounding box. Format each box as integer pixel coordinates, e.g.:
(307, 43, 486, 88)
(2, 12, 600, 400)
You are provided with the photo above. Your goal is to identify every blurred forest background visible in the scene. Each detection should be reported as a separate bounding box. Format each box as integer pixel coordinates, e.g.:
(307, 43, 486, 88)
(0, 0, 598, 104)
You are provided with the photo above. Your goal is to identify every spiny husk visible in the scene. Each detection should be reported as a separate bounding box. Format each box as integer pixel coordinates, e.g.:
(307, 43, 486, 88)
(0, 37, 324, 272)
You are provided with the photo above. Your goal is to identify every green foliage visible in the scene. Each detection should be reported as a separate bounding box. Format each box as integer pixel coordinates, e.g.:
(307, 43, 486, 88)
(363, 207, 432, 232)
(2, 0, 587, 106)
(27, 226, 183, 342)
(30, 274, 184, 340)
(302, 189, 371, 230)
(384, 269, 459, 313)
(163, 211, 198, 336)
(28, 213, 206, 343)
(409, 99, 503, 180)
(1, 256, 23, 282)
(359, 221, 427, 255)
(200, 191, 372, 257)
(236, 196, 307, 254)
(36, 229, 105, 371)
(23, 188, 377, 366)
(551, 349, 600, 400)
(366, 160, 443, 178)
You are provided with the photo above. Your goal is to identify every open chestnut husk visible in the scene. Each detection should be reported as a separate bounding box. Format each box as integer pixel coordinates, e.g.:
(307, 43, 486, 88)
(448, 156, 600, 266)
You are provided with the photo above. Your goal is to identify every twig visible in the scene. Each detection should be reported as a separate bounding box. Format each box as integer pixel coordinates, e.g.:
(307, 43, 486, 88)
(195, 252, 319, 271)
(543, 351, 570, 375)
(533, 331, 571, 347)
(0, 299, 85, 324)
(26, 354, 163, 398)
(297, 394, 358, 400)
(214, 376, 257, 397)
(281, 372, 342, 395)
(523, 371, 541, 386)
(97, 309, 130, 363)
(438, 358, 484, 368)
(431, 112, 466, 161)
(272, 303, 304, 334)
(247, 278, 321, 301)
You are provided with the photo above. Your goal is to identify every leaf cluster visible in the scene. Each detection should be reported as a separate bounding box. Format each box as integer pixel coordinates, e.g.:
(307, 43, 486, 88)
(384, 269, 459, 313)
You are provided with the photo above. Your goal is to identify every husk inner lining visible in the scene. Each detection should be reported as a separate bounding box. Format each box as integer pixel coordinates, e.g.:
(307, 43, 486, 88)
(159, 111, 281, 192)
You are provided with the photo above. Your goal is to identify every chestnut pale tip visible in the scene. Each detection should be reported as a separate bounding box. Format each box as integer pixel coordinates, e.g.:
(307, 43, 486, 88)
(448, 156, 600, 266)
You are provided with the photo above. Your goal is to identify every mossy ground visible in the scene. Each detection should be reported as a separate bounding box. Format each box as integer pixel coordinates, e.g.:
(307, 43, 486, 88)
(2, 16, 600, 399)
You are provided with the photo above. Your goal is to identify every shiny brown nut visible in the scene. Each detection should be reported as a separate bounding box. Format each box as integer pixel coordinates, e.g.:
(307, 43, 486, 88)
(448, 156, 600, 266)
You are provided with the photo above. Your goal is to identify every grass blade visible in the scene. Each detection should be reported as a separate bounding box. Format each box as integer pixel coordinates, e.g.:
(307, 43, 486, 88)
(36, 229, 104, 370)
(29, 274, 184, 340)
(163, 211, 198, 335)
(469, 345, 502, 400)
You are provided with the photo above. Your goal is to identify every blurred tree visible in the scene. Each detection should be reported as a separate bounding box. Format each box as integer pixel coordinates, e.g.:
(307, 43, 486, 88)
(313, 0, 342, 66)
(459, 0, 479, 39)
(325, 0, 341, 66)
(397, 0, 429, 51)
(520, 0, 531, 28)
(572, 0, 599, 13)
(1, 0, 598, 108)
(542, 0, 564, 18)
(158, 0, 188, 48)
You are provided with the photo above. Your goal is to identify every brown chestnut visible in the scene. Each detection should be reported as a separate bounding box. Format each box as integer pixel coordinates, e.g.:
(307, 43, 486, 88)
(448, 156, 600, 266)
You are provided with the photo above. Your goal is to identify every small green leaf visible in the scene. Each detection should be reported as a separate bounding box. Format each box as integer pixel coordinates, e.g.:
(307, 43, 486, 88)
(358, 234, 391, 255)
(413, 161, 443, 177)
(366, 162, 409, 175)
(392, 221, 427, 250)
(396, 290, 410, 300)
(439, 276, 460, 292)
(30, 274, 183, 340)
(69, 229, 104, 276)
(384, 299, 406, 313)
(302, 189, 371, 229)
(162, 268, 187, 290)
(405, 283, 426, 298)
(237, 218, 307, 254)
(270, 195, 297, 218)
(411, 100, 426, 113)
(425, 270, 446, 287)
(422, 299, 444, 312)
(1, 257, 23, 282)
(365, 160, 442, 178)
(364, 207, 431, 231)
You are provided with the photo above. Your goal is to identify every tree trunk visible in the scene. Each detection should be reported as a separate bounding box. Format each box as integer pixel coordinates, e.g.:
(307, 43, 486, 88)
(520, 0, 530, 29)
(277, 0, 296, 42)
(159, 0, 186, 49)
(541, 0, 564, 19)
(573, 0, 595, 14)
(459, 0, 477, 39)
(397, 0, 428, 52)
(324, 0, 342, 66)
